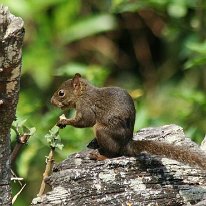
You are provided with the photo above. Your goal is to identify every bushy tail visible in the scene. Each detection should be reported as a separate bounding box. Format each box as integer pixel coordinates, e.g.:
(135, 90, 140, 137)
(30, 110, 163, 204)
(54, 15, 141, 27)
(125, 140, 206, 170)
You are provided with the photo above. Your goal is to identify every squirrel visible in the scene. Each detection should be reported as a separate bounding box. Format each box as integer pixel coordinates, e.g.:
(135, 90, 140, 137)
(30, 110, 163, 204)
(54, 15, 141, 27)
(51, 73, 206, 169)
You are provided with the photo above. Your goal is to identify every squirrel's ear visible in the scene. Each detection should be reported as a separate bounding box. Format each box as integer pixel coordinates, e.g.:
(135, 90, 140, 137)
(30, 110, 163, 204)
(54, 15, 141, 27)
(72, 73, 81, 90)
(74, 73, 81, 78)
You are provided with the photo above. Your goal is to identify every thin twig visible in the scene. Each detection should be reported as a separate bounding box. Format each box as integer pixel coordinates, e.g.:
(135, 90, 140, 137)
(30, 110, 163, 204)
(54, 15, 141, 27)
(37, 147, 55, 197)
(11, 169, 23, 186)
(12, 184, 26, 205)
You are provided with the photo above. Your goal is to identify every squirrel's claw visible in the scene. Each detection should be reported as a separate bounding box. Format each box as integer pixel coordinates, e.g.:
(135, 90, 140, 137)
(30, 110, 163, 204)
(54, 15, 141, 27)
(56, 121, 66, 129)
(57, 123, 66, 129)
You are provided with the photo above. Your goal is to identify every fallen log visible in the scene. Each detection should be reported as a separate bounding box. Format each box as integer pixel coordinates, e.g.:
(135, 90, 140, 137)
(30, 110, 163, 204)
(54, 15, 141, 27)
(32, 124, 206, 206)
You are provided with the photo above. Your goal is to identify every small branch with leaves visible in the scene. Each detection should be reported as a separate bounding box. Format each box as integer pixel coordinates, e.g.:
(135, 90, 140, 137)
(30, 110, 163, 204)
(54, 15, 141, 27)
(37, 126, 64, 197)
(11, 120, 36, 165)
(11, 119, 36, 205)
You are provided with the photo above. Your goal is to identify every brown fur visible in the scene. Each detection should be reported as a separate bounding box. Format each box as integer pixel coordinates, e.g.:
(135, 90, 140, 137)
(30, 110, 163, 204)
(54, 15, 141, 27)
(126, 140, 206, 169)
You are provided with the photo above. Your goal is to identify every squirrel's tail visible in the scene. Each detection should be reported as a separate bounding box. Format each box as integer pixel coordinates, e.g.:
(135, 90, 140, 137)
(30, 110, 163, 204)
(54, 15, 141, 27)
(125, 140, 206, 170)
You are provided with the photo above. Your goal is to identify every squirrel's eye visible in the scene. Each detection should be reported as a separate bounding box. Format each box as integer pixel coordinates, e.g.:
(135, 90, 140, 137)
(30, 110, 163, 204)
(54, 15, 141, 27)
(58, 90, 65, 97)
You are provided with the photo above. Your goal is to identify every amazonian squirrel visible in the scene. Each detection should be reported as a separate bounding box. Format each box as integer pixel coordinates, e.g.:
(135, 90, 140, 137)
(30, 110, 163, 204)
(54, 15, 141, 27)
(51, 73, 206, 169)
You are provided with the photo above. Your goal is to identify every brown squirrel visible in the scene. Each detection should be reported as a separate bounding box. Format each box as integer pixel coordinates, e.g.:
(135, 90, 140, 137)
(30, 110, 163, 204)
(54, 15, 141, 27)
(51, 73, 206, 169)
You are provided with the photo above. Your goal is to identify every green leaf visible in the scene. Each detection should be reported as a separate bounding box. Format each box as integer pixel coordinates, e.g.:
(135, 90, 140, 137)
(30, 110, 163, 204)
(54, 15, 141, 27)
(112, 1, 146, 13)
(29, 127, 36, 136)
(55, 62, 87, 76)
(45, 125, 63, 150)
(22, 125, 30, 134)
(12, 119, 36, 137)
(168, 3, 187, 18)
(62, 14, 117, 43)
(16, 119, 27, 128)
(55, 62, 110, 86)
(85, 65, 110, 86)
(56, 143, 64, 150)
(186, 42, 206, 55)
(184, 56, 206, 69)
(53, 0, 81, 31)
(50, 125, 60, 135)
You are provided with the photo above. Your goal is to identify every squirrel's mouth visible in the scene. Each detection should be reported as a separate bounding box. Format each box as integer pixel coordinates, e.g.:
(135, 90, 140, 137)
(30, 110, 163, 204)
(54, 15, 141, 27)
(51, 97, 66, 109)
(50, 97, 74, 110)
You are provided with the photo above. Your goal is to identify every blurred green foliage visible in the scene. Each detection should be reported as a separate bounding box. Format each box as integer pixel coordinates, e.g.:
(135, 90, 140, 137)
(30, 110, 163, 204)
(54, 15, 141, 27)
(0, 0, 206, 205)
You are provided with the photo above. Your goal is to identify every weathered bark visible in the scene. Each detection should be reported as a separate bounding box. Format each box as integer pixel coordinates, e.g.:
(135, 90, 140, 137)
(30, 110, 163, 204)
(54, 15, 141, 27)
(0, 5, 24, 205)
(32, 124, 206, 206)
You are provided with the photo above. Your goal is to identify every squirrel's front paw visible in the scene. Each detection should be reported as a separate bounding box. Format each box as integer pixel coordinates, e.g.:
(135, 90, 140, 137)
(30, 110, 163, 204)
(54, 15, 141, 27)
(57, 119, 67, 128)
(56, 114, 68, 128)
(57, 123, 66, 129)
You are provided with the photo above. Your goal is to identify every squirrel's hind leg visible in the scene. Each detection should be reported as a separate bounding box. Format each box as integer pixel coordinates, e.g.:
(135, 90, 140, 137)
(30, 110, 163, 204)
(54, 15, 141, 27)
(95, 125, 131, 157)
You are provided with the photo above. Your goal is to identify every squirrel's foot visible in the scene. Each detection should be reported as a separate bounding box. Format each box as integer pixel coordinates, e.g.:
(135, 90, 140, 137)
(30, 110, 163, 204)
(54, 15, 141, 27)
(89, 150, 107, 161)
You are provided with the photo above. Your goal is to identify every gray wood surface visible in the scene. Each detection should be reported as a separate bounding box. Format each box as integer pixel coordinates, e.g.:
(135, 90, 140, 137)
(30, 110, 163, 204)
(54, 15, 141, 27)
(32, 124, 206, 206)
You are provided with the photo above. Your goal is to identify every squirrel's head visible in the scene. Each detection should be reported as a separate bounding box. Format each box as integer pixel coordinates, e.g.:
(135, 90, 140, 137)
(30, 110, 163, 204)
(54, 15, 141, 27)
(51, 73, 86, 109)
